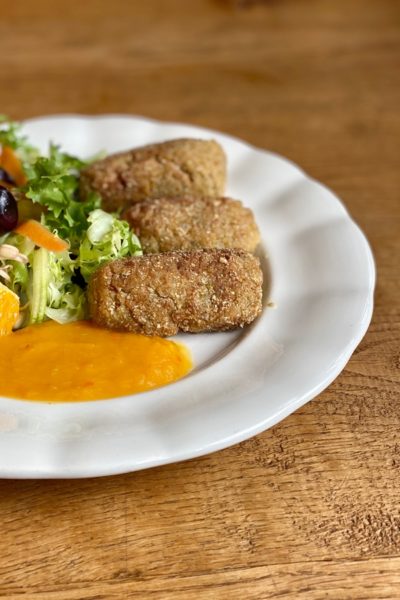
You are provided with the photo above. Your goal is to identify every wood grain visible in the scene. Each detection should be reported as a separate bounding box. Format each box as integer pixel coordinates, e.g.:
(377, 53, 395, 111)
(0, 0, 399, 598)
(1, 559, 400, 599)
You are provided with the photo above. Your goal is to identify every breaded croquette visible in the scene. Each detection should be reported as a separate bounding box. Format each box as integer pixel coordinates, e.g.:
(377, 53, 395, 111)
(80, 139, 226, 212)
(88, 249, 263, 336)
(123, 196, 260, 254)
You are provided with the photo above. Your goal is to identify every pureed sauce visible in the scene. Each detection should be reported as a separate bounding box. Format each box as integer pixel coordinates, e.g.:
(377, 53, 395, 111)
(0, 321, 192, 402)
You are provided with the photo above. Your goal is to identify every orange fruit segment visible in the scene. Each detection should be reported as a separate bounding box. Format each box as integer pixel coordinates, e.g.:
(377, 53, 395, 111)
(0, 282, 19, 336)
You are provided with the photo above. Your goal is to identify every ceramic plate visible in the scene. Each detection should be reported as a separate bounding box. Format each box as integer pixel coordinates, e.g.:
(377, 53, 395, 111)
(0, 115, 375, 478)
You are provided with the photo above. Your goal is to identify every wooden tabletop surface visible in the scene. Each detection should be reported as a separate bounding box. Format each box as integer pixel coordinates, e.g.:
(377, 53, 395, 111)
(1, 1, 399, 598)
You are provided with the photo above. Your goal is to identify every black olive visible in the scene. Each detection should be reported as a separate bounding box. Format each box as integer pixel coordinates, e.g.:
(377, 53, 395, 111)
(0, 168, 16, 186)
(0, 186, 18, 232)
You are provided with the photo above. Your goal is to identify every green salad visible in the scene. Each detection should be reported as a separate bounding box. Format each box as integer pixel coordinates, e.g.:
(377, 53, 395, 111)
(0, 117, 142, 328)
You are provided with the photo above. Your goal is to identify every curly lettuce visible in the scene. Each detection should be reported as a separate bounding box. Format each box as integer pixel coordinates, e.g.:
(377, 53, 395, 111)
(0, 117, 142, 328)
(0, 116, 38, 172)
(79, 209, 142, 281)
(24, 143, 101, 250)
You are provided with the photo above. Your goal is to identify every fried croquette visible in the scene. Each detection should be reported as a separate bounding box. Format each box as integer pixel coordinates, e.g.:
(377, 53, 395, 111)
(88, 249, 263, 336)
(123, 196, 260, 254)
(80, 139, 226, 212)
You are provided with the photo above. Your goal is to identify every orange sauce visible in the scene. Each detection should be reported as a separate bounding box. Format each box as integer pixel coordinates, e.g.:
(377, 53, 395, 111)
(0, 321, 192, 402)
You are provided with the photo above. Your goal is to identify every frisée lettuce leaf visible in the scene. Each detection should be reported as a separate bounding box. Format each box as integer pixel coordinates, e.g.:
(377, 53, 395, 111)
(45, 250, 86, 324)
(79, 209, 142, 281)
(0, 117, 142, 328)
(24, 143, 101, 250)
(0, 116, 38, 172)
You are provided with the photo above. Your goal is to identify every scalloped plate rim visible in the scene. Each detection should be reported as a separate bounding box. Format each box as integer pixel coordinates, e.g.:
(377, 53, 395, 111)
(0, 114, 375, 478)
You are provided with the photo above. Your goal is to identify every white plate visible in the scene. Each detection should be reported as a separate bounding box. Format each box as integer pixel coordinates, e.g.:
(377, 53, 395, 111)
(0, 115, 375, 479)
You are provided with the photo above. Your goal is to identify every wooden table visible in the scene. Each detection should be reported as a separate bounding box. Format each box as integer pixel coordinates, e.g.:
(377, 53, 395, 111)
(1, 1, 399, 598)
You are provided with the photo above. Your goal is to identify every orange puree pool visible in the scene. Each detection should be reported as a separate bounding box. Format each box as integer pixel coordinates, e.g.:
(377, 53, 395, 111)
(0, 321, 192, 402)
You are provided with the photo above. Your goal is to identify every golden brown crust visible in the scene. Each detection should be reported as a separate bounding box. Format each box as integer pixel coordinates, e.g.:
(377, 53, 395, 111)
(80, 139, 227, 212)
(123, 196, 260, 254)
(88, 249, 263, 336)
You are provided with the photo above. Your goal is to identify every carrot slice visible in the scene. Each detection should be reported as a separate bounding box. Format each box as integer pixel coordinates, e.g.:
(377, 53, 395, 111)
(0, 146, 26, 186)
(14, 220, 70, 253)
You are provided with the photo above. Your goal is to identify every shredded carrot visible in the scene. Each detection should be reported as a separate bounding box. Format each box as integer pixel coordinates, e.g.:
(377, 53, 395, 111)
(14, 220, 70, 253)
(0, 146, 26, 186)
